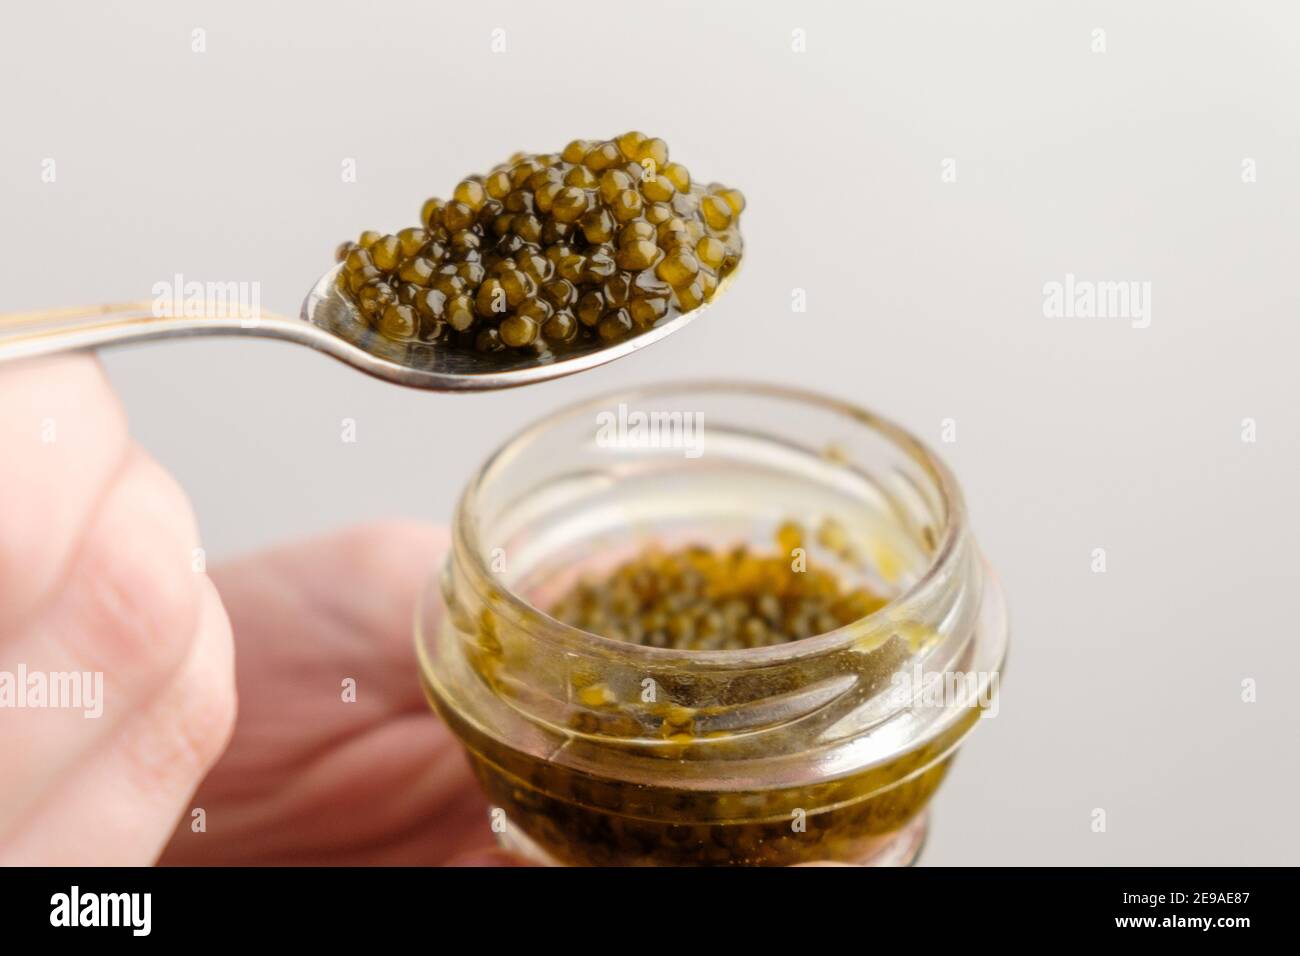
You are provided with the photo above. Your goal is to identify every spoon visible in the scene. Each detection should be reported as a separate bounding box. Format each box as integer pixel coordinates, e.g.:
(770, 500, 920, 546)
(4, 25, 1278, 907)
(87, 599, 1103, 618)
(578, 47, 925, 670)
(0, 263, 734, 391)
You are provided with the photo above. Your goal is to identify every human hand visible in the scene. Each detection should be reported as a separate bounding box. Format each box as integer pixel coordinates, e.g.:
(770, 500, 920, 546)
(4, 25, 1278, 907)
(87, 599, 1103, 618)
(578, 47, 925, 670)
(0, 356, 236, 865)
(160, 523, 523, 866)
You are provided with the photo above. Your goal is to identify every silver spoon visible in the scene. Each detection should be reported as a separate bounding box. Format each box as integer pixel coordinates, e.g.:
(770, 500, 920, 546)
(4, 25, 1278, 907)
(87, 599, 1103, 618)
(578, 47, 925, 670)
(0, 263, 734, 391)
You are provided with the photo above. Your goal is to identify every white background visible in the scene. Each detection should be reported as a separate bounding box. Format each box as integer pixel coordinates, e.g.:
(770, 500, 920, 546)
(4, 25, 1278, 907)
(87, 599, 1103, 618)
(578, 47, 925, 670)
(4, 0, 1297, 864)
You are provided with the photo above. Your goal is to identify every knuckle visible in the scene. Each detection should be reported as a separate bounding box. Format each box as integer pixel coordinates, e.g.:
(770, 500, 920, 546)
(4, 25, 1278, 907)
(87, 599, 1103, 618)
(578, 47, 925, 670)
(169, 657, 237, 774)
(125, 584, 236, 786)
(65, 450, 204, 683)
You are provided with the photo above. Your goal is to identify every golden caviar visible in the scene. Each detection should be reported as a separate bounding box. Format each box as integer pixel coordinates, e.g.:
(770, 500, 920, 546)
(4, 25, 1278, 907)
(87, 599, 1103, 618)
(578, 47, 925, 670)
(333, 133, 745, 355)
(429, 520, 955, 864)
(549, 522, 887, 650)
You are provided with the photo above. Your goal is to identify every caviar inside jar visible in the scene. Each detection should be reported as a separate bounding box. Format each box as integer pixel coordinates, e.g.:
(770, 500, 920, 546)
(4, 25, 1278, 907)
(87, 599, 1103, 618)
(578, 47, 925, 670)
(424, 520, 972, 866)
(550, 521, 887, 650)
(451, 723, 957, 867)
(333, 133, 745, 356)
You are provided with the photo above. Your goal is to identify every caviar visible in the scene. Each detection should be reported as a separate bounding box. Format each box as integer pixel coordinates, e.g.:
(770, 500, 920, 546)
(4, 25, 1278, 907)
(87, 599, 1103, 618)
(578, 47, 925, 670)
(419, 519, 967, 866)
(550, 522, 887, 650)
(456, 731, 954, 866)
(429, 654, 968, 866)
(333, 133, 744, 355)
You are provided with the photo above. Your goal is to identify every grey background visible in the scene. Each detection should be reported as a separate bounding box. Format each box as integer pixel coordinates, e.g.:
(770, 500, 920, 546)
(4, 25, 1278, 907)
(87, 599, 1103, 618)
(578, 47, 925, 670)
(4, 1, 1297, 864)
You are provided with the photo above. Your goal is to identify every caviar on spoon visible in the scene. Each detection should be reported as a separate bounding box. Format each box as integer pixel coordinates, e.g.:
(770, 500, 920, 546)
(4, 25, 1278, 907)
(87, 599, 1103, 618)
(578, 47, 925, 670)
(0, 132, 744, 392)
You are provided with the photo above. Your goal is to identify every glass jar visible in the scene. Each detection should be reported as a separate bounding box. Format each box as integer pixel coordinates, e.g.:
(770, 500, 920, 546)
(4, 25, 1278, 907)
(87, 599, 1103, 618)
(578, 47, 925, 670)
(417, 382, 1008, 866)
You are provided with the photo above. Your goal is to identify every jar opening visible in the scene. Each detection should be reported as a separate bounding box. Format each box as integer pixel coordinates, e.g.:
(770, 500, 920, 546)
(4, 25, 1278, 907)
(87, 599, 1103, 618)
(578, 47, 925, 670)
(452, 380, 970, 666)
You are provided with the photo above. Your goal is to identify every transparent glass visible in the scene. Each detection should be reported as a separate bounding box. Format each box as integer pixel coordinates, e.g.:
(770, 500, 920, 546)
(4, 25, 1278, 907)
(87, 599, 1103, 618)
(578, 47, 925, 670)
(417, 382, 1008, 866)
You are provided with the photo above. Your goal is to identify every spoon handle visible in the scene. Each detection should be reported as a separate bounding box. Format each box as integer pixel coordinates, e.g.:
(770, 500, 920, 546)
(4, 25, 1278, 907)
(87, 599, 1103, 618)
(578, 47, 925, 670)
(0, 302, 303, 364)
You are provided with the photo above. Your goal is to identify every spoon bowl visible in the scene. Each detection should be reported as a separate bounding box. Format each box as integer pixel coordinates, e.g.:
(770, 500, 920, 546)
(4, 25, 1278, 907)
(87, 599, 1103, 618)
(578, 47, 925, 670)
(301, 264, 731, 390)
(0, 264, 735, 391)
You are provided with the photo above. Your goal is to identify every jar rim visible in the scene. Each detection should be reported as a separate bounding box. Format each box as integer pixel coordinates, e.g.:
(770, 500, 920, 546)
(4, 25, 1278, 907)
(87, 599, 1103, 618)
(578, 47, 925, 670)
(453, 379, 969, 667)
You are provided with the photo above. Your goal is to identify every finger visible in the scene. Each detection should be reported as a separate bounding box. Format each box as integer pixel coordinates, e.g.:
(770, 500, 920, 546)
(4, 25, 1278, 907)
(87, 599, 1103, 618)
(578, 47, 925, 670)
(0, 355, 129, 633)
(167, 711, 490, 866)
(160, 701, 490, 865)
(0, 445, 205, 837)
(0, 573, 235, 865)
(162, 522, 476, 866)
(212, 521, 449, 720)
